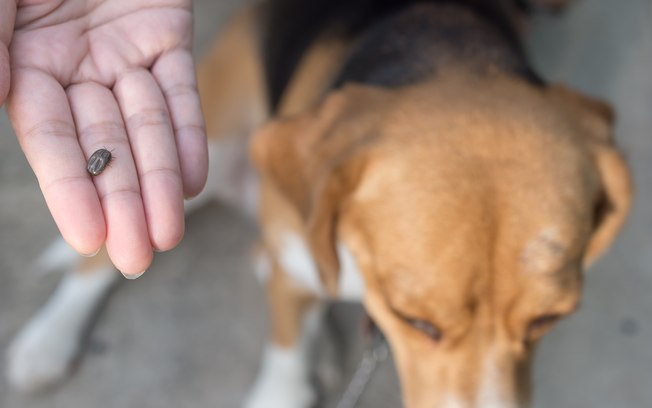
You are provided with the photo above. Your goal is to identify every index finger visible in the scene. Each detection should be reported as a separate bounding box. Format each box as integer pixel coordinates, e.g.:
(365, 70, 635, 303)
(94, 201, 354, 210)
(7, 68, 105, 255)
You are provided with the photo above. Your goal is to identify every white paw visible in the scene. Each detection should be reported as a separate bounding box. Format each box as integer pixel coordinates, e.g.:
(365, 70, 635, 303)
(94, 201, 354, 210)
(244, 379, 316, 408)
(6, 268, 117, 393)
(5, 316, 79, 393)
(244, 345, 316, 408)
(244, 376, 315, 408)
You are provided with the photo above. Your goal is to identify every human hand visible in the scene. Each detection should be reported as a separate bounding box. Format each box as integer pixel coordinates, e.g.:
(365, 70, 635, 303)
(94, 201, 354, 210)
(2, 0, 207, 277)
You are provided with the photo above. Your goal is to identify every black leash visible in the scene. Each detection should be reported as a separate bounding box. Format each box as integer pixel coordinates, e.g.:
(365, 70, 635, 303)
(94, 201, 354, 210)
(335, 321, 389, 408)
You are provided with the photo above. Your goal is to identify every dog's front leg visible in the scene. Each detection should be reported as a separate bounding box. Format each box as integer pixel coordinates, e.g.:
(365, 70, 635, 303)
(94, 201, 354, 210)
(5, 246, 117, 392)
(4, 180, 225, 393)
(244, 247, 322, 408)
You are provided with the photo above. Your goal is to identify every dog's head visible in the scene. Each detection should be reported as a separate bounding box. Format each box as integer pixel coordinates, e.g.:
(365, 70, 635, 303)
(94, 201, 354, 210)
(252, 72, 632, 407)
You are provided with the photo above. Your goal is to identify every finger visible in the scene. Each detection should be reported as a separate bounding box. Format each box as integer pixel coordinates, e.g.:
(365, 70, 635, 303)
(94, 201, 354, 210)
(151, 49, 208, 198)
(67, 82, 153, 276)
(7, 68, 104, 254)
(114, 69, 184, 252)
(0, 0, 16, 104)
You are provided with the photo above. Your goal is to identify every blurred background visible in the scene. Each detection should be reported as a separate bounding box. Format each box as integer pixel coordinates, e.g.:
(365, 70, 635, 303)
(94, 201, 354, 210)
(0, 0, 650, 407)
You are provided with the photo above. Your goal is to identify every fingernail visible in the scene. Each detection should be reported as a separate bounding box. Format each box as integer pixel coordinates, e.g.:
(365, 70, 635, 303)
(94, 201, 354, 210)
(121, 270, 146, 280)
(81, 248, 101, 257)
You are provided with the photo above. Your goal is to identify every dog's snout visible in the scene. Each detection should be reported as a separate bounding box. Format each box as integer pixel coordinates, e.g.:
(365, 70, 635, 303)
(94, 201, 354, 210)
(393, 337, 531, 408)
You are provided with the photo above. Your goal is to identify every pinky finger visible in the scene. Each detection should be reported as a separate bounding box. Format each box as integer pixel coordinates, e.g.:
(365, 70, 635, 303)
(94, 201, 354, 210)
(152, 49, 208, 198)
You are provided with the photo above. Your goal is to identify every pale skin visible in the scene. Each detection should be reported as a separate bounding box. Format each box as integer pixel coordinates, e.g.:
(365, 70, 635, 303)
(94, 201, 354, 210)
(0, 0, 208, 277)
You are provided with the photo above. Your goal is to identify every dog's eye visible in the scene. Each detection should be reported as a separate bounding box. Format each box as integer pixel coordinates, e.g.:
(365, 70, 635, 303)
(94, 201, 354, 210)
(526, 314, 561, 342)
(408, 318, 442, 342)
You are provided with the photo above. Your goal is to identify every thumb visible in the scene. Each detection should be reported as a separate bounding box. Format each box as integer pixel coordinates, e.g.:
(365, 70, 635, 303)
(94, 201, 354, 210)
(0, 0, 17, 106)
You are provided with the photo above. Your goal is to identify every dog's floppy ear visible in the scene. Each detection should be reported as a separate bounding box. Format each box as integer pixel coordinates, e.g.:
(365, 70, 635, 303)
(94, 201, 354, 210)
(549, 85, 633, 267)
(251, 86, 385, 294)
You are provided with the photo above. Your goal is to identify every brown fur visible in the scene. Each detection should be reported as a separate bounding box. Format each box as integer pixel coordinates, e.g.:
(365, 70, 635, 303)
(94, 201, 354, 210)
(197, 5, 269, 138)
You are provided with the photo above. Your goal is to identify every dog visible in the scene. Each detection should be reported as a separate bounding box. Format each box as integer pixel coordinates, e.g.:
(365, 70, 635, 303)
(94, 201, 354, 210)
(6, 0, 632, 407)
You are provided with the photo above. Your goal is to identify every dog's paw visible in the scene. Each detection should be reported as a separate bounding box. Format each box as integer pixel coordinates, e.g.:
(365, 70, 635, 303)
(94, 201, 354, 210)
(5, 316, 79, 393)
(5, 270, 117, 393)
(243, 345, 316, 408)
(244, 379, 316, 408)
(244, 377, 316, 408)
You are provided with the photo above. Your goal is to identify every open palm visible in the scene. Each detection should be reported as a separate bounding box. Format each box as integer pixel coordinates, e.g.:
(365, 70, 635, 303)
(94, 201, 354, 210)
(2, 0, 207, 276)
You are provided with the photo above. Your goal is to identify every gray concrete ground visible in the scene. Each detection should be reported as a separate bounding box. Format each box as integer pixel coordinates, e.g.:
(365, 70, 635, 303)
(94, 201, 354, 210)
(0, 0, 650, 407)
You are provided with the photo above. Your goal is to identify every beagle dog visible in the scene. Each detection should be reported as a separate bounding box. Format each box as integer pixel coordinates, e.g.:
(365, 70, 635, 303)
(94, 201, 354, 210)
(6, 0, 632, 407)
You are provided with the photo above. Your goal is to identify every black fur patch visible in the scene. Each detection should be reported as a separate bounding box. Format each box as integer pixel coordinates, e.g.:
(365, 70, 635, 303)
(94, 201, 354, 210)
(261, 0, 410, 110)
(332, 3, 544, 88)
(261, 0, 543, 111)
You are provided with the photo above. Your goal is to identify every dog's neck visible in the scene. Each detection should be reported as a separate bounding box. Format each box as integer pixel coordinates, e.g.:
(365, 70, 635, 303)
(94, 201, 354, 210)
(262, 0, 543, 110)
(333, 2, 543, 88)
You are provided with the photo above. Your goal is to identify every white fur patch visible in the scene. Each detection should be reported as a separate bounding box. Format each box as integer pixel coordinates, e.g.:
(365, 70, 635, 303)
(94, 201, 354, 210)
(244, 307, 322, 408)
(6, 267, 117, 392)
(442, 395, 467, 408)
(244, 345, 316, 408)
(476, 351, 517, 408)
(440, 351, 517, 408)
(277, 234, 366, 300)
(337, 243, 365, 300)
(278, 232, 325, 295)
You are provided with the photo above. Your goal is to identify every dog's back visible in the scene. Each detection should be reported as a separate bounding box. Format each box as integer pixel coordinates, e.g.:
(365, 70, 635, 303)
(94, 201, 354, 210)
(261, 0, 541, 110)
